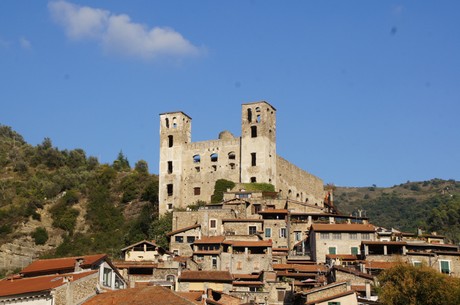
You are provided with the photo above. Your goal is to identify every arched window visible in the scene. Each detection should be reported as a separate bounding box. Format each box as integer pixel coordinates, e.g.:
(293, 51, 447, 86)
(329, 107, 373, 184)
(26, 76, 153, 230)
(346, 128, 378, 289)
(193, 155, 201, 163)
(247, 108, 252, 122)
(166, 275, 175, 282)
(165, 118, 170, 128)
(210, 153, 218, 162)
(256, 114, 261, 123)
(255, 107, 261, 112)
(228, 151, 236, 160)
(172, 117, 177, 128)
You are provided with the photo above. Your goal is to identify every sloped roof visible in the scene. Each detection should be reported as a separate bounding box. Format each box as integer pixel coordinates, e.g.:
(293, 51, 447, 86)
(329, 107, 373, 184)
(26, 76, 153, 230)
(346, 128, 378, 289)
(333, 266, 374, 280)
(193, 236, 225, 244)
(0, 270, 97, 297)
(21, 254, 107, 275)
(167, 224, 201, 237)
(121, 240, 162, 252)
(273, 264, 327, 272)
(311, 223, 375, 233)
(179, 270, 233, 282)
(258, 209, 288, 214)
(305, 290, 357, 305)
(84, 285, 198, 305)
(230, 240, 272, 247)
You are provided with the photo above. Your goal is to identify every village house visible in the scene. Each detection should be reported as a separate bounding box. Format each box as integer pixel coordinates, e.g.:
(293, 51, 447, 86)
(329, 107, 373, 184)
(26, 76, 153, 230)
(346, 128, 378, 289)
(113, 240, 180, 289)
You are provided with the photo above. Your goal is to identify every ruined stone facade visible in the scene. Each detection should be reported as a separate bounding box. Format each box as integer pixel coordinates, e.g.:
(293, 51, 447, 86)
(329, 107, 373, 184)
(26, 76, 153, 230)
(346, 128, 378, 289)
(159, 101, 324, 215)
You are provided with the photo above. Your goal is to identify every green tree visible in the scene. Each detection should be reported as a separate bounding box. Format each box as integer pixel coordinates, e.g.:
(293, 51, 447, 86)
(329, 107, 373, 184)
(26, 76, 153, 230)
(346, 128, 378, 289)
(113, 150, 130, 171)
(32, 227, 48, 245)
(377, 264, 460, 305)
(211, 179, 235, 203)
(134, 160, 149, 174)
(148, 212, 172, 249)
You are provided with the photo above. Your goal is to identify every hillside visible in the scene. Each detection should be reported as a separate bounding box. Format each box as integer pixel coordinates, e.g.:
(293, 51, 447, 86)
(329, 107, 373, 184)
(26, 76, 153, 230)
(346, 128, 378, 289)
(0, 125, 168, 276)
(334, 179, 460, 242)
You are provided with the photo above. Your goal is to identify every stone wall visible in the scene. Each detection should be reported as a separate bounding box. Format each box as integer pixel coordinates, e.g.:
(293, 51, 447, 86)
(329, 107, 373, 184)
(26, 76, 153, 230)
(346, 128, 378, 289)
(54, 273, 98, 305)
(276, 156, 324, 206)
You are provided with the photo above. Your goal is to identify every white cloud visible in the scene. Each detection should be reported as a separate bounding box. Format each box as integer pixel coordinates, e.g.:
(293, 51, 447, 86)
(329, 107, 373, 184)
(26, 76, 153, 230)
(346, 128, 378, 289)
(48, 0, 201, 59)
(19, 37, 32, 49)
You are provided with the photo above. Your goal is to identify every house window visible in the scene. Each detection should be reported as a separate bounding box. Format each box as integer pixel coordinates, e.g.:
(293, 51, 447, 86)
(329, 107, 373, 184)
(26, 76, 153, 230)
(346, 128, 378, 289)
(168, 135, 173, 147)
(253, 204, 261, 214)
(172, 117, 177, 128)
(228, 152, 236, 160)
(328, 302, 341, 305)
(210, 219, 217, 229)
(251, 153, 256, 166)
(249, 226, 257, 235)
(210, 153, 218, 162)
(249, 287, 258, 292)
(250, 177, 257, 183)
(320, 233, 330, 239)
(167, 184, 173, 196)
(440, 260, 451, 274)
(173, 250, 179, 255)
(280, 228, 287, 238)
(167, 203, 173, 210)
(175, 236, 184, 243)
(167, 161, 173, 174)
(247, 108, 252, 122)
(256, 114, 261, 123)
(295, 231, 302, 241)
(193, 154, 201, 163)
(103, 268, 112, 287)
(212, 256, 218, 269)
(187, 236, 195, 243)
(361, 233, 370, 240)
(194, 187, 201, 195)
(413, 261, 422, 267)
(351, 247, 359, 255)
(251, 126, 257, 138)
(332, 233, 342, 240)
(277, 290, 286, 302)
(349, 233, 357, 240)
(265, 228, 272, 238)
(166, 275, 175, 282)
(328, 247, 337, 255)
(165, 118, 169, 128)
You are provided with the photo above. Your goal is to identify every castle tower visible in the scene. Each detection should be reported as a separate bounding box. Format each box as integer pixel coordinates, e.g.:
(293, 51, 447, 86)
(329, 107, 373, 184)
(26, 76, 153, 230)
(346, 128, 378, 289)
(159, 111, 191, 215)
(240, 101, 277, 186)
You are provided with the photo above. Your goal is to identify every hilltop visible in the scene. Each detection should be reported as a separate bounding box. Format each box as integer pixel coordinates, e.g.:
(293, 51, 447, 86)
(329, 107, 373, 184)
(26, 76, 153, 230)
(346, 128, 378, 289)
(334, 179, 460, 242)
(1, 124, 459, 276)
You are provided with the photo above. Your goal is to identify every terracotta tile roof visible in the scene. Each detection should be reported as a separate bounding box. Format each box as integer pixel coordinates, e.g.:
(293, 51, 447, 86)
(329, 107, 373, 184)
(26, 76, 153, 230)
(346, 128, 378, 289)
(259, 209, 288, 214)
(167, 224, 201, 237)
(176, 291, 203, 304)
(273, 248, 289, 252)
(121, 240, 162, 252)
(21, 254, 107, 275)
(84, 286, 198, 305)
(232, 281, 264, 286)
(364, 261, 398, 269)
(113, 261, 158, 268)
(179, 270, 233, 282)
(0, 270, 97, 297)
(193, 250, 222, 255)
(311, 223, 375, 232)
(326, 254, 358, 260)
(193, 236, 225, 244)
(232, 273, 262, 280)
(333, 266, 374, 280)
(230, 240, 272, 247)
(277, 271, 320, 278)
(362, 241, 406, 246)
(305, 290, 357, 305)
(221, 218, 264, 222)
(273, 264, 327, 272)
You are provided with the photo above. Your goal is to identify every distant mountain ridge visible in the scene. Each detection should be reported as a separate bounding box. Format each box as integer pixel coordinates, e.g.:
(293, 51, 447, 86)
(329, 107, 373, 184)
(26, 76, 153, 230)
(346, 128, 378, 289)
(334, 179, 460, 242)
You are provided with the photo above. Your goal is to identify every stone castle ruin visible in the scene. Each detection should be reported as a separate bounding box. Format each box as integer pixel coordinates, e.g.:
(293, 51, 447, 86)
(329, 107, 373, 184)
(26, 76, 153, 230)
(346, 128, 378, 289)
(159, 101, 324, 215)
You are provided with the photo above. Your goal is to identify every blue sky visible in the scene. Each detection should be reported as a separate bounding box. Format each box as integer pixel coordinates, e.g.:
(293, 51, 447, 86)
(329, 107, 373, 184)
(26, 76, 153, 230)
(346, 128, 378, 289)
(1, 1, 459, 187)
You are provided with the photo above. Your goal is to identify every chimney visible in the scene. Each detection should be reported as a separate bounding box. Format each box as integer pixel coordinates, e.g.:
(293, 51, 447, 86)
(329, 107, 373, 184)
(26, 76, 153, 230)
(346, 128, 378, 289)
(75, 258, 84, 272)
(365, 281, 371, 299)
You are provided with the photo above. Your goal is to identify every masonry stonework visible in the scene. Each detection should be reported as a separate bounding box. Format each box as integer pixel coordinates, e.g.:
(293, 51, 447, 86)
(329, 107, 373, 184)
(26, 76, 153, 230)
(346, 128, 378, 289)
(159, 101, 324, 215)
